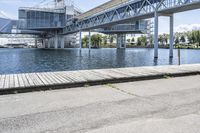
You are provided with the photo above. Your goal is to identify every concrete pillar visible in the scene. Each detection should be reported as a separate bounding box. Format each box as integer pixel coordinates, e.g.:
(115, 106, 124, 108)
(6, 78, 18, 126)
(48, 38, 51, 48)
(88, 31, 91, 50)
(79, 31, 82, 50)
(35, 39, 38, 48)
(124, 34, 126, 48)
(154, 11, 159, 58)
(169, 14, 174, 58)
(61, 36, 65, 48)
(117, 34, 126, 49)
(54, 35, 58, 49)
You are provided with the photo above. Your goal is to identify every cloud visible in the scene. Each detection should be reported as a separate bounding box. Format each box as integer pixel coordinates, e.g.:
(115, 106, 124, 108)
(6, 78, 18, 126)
(175, 24, 200, 32)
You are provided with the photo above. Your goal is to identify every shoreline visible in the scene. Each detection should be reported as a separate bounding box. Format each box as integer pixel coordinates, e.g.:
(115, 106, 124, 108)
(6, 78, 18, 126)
(0, 64, 200, 95)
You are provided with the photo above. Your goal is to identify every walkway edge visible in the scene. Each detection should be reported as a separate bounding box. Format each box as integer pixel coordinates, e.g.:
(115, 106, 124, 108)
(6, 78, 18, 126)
(0, 64, 200, 95)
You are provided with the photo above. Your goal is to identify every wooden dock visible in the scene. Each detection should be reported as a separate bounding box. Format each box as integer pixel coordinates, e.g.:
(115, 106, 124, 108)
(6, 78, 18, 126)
(1, 64, 200, 95)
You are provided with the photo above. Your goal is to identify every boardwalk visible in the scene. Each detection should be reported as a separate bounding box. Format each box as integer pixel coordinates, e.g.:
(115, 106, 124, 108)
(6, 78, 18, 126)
(1, 64, 200, 94)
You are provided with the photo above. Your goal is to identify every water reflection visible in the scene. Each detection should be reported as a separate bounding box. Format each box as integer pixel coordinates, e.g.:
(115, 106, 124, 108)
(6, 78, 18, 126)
(0, 48, 200, 74)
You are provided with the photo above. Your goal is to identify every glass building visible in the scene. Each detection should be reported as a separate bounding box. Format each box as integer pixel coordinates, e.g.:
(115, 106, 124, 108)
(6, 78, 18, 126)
(18, 7, 68, 30)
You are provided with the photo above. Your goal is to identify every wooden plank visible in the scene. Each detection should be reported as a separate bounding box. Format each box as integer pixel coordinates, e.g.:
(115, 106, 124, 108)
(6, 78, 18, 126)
(50, 72, 70, 83)
(9, 74, 15, 88)
(35, 73, 50, 85)
(43, 72, 58, 84)
(67, 71, 87, 82)
(28, 73, 44, 86)
(21, 73, 30, 87)
(13, 74, 20, 88)
(17, 74, 25, 88)
(36, 73, 52, 85)
(56, 72, 75, 82)
(3, 75, 10, 89)
(0, 75, 5, 89)
(79, 70, 105, 81)
(25, 73, 35, 86)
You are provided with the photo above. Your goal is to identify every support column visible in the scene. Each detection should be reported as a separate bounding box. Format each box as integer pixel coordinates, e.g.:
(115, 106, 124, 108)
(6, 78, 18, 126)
(35, 39, 38, 48)
(48, 38, 51, 48)
(54, 35, 58, 49)
(117, 34, 126, 49)
(61, 36, 65, 48)
(88, 30, 91, 50)
(169, 14, 174, 58)
(79, 31, 82, 50)
(154, 11, 159, 58)
(124, 34, 126, 48)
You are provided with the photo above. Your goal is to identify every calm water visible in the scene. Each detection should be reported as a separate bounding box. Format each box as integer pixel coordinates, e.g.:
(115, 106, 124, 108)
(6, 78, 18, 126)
(0, 48, 200, 74)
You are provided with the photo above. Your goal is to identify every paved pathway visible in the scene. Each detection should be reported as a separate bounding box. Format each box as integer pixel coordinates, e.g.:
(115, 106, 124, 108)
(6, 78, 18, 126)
(1, 64, 200, 94)
(0, 75, 200, 133)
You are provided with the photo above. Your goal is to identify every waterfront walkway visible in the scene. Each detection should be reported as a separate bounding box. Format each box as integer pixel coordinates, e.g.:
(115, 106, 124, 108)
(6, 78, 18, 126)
(1, 75, 200, 132)
(1, 64, 200, 94)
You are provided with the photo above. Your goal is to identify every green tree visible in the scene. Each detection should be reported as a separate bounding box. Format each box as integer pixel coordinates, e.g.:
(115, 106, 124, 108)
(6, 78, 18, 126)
(163, 34, 169, 45)
(158, 35, 164, 45)
(109, 35, 114, 44)
(180, 35, 186, 43)
(137, 36, 147, 46)
(131, 37, 135, 43)
(102, 36, 108, 47)
(175, 37, 180, 44)
(127, 39, 131, 43)
(82, 36, 89, 48)
(91, 34, 102, 48)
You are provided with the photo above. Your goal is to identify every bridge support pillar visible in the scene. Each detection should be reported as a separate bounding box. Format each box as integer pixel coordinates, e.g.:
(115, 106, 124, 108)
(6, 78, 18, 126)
(48, 38, 51, 48)
(79, 31, 82, 50)
(117, 34, 126, 49)
(54, 35, 58, 49)
(154, 12, 159, 58)
(35, 39, 37, 47)
(89, 31, 91, 50)
(169, 14, 174, 58)
(61, 36, 65, 48)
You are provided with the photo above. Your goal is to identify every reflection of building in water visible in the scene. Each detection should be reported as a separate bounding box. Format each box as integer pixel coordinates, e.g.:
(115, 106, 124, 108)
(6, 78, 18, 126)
(5, 43, 28, 48)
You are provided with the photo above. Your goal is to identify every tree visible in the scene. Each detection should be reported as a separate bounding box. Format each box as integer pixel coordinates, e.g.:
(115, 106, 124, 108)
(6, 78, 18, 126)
(163, 34, 169, 45)
(109, 35, 114, 44)
(158, 35, 164, 45)
(175, 37, 180, 44)
(127, 39, 131, 43)
(91, 34, 102, 48)
(180, 35, 186, 43)
(137, 36, 147, 46)
(186, 32, 193, 44)
(137, 37, 142, 46)
(102, 36, 108, 46)
(131, 37, 135, 43)
(82, 36, 89, 48)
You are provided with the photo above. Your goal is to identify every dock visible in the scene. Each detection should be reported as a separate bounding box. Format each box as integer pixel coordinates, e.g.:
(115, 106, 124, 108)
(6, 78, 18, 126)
(1, 64, 200, 95)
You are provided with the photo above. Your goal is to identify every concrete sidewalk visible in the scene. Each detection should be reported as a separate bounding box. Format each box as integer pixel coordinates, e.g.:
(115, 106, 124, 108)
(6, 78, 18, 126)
(0, 75, 200, 133)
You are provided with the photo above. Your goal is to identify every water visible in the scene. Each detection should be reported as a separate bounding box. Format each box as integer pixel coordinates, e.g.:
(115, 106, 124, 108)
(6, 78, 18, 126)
(0, 48, 200, 74)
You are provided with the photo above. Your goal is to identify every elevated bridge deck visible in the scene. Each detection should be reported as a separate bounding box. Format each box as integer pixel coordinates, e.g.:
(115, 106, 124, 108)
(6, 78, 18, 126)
(76, 0, 130, 20)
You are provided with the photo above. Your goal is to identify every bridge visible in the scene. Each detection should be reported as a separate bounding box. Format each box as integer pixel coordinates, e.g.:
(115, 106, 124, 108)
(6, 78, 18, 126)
(1, 0, 200, 58)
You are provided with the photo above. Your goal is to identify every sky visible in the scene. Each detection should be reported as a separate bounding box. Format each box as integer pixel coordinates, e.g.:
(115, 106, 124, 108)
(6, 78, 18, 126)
(0, 0, 200, 34)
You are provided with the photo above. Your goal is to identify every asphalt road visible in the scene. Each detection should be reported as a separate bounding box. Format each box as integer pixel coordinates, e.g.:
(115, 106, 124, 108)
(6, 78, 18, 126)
(0, 75, 200, 133)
